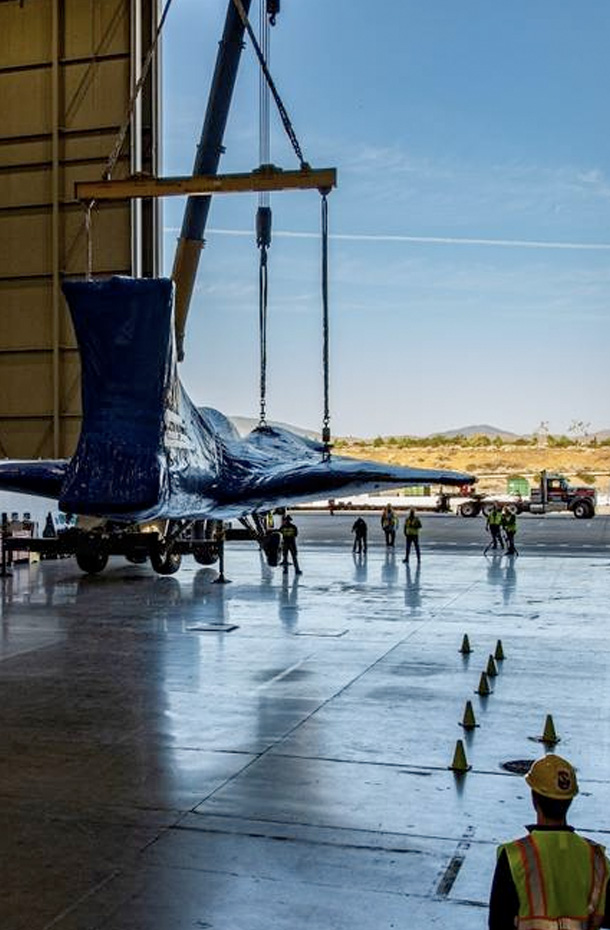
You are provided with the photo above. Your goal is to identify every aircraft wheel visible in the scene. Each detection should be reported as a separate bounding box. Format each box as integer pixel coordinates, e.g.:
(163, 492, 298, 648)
(76, 541, 109, 574)
(193, 545, 219, 566)
(261, 530, 282, 567)
(150, 545, 182, 575)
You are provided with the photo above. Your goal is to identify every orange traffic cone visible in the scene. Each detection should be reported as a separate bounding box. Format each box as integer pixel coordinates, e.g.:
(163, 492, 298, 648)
(460, 700, 478, 730)
(476, 671, 491, 696)
(449, 739, 471, 773)
(494, 639, 505, 661)
(540, 714, 560, 745)
(459, 634, 472, 655)
(486, 655, 498, 678)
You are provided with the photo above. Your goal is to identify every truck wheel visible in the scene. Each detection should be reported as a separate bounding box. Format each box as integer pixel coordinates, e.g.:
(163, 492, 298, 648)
(150, 545, 182, 574)
(76, 543, 108, 574)
(459, 501, 479, 518)
(572, 500, 593, 519)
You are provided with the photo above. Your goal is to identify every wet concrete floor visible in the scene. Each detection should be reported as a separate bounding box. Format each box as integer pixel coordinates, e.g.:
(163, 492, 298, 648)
(1, 514, 609, 929)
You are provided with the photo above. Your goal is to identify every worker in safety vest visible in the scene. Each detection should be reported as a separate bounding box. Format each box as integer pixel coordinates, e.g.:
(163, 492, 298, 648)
(402, 508, 422, 565)
(489, 754, 610, 930)
(501, 506, 518, 555)
(279, 514, 302, 575)
(486, 503, 504, 550)
(381, 504, 398, 547)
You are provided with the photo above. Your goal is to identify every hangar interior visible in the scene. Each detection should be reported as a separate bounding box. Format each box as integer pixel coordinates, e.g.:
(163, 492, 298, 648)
(0, 0, 160, 461)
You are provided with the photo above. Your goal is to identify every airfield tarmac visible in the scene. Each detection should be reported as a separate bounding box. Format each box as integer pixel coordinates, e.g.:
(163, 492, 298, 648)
(0, 513, 609, 929)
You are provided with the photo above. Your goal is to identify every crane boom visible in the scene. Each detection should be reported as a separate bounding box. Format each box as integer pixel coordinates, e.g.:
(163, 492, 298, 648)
(172, 0, 253, 360)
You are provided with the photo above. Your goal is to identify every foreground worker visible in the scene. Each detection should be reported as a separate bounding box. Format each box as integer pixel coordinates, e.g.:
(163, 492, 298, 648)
(489, 754, 610, 930)
(280, 514, 302, 575)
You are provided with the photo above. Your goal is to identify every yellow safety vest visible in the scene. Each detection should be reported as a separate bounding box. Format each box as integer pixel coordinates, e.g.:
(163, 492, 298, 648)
(489, 510, 503, 526)
(500, 831, 609, 930)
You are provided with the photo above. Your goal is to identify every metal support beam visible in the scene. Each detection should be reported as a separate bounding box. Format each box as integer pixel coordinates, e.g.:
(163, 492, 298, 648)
(51, 0, 60, 458)
(75, 166, 337, 201)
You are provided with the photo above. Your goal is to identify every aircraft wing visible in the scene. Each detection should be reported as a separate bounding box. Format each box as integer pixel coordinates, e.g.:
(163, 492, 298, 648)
(202, 424, 475, 519)
(0, 279, 475, 525)
(0, 460, 68, 500)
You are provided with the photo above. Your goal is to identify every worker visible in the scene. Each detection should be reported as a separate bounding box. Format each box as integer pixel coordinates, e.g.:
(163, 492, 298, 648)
(279, 514, 302, 575)
(42, 512, 56, 538)
(486, 503, 504, 550)
(351, 516, 368, 554)
(489, 754, 610, 930)
(381, 504, 398, 547)
(402, 508, 422, 565)
(502, 506, 518, 555)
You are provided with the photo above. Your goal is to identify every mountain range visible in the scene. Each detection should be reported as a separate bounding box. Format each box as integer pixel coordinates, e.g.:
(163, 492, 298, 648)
(220, 416, 610, 443)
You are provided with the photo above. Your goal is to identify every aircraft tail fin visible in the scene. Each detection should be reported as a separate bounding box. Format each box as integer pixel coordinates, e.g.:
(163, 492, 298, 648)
(60, 277, 174, 517)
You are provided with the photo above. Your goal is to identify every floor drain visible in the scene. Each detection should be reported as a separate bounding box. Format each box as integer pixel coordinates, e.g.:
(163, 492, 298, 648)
(501, 759, 534, 775)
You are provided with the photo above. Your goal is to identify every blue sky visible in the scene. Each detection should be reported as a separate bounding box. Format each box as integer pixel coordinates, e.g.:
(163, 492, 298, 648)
(162, 1, 609, 438)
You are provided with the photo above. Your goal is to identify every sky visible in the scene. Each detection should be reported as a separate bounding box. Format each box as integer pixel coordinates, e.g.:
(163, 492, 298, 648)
(162, 1, 610, 438)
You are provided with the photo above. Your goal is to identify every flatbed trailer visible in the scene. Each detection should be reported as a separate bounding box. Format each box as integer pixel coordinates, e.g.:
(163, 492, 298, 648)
(0, 522, 272, 577)
(456, 471, 596, 519)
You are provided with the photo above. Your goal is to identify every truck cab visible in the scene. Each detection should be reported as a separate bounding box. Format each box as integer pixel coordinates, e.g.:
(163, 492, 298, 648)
(529, 472, 596, 518)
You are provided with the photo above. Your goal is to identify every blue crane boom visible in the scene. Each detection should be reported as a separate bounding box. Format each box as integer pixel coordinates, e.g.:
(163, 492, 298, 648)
(171, 0, 253, 360)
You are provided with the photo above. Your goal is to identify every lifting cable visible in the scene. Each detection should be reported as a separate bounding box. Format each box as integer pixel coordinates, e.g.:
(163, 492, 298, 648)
(233, 0, 333, 454)
(231, 0, 308, 170)
(82, 0, 175, 277)
(256, 1, 274, 427)
(320, 192, 331, 459)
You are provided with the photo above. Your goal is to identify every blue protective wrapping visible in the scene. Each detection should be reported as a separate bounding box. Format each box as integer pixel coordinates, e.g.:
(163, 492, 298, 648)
(0, 277, 475, 521)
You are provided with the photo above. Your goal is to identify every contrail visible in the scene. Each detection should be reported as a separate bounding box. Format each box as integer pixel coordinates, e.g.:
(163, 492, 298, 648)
(165, 226, 610, 251)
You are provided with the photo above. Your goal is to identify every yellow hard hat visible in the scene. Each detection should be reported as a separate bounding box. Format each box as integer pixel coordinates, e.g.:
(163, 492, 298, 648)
(525, 754, 579, 800)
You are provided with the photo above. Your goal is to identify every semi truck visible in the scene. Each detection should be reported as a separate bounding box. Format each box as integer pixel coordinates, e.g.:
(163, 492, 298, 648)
(457, 471, 596, 519)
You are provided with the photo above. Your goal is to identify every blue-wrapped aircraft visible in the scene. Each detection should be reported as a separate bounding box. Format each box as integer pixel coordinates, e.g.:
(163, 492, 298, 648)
(0, 276, 475, 574)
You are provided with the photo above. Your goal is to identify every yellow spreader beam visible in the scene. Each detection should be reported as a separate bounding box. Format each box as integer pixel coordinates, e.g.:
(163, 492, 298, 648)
(75, 166, 337, 201)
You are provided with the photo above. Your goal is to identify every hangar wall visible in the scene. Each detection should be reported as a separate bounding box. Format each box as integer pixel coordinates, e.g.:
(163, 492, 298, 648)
(0, 0, 160, 459)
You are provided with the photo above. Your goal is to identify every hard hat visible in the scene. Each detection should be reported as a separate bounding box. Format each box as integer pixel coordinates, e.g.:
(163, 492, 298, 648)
(525, 754, 579, 800)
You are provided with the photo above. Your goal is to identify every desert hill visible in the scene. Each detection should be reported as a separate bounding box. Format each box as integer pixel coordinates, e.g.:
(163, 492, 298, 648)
(214, 415, 610, 493)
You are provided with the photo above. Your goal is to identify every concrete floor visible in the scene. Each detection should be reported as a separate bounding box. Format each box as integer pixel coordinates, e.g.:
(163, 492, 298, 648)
(1, 515, 609, 929)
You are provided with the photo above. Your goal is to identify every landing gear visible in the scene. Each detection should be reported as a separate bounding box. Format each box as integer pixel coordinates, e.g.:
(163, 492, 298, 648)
(261, 530, 282, 566)
(192, 519, 220, 565)
(150, 543, 182, 575)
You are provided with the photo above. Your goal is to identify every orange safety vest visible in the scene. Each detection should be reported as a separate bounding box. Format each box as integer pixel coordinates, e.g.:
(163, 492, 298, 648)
(500, 832, 609, 930)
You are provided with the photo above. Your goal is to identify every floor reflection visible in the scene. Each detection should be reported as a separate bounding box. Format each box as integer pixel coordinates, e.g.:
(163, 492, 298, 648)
(485, 552, 518, 605)
(381, 549, 398, 587)
(404, 564, 422, 614)
(352, 551, 368, 582)
(278, 573, 300, 632)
